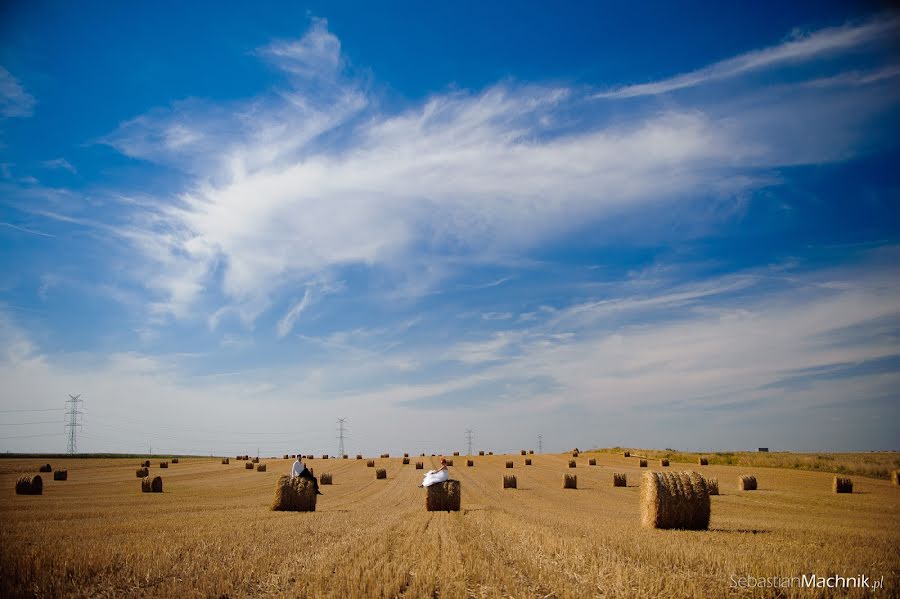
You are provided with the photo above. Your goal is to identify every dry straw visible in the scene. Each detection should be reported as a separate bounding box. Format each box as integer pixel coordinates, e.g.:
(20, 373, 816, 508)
(589, 458, 597, 466)
(15, 475, 42, 495)
(833, 477, 853, 493)
(563, 474, 577, 489)
(613, 473, 627, 487)
(402, 457, 410, 465)
(257, 464, 267, 472)
(367, 460, 375, 467)
(892, 470, 900, 486)
(320, 473, 333, 485)
(639, 459, 648, 468)
(467, 459, 474, 467)
(426, 480, 460, 512)
(660, 459, 669, 467)
(272, 475, 316, 512)
(505, 461, 514, 468)
(245, 463, 254, 470)
(568, 460, 576, 468)
(525, 458, 532, 466)
(698, 457, 708, 465)
(503, 475, 517, 489)
(53, 470, 67, 481)
(141, 476, 163, 493)
(136, 468, 148, 478)
(738, 475, 757, 491)
(39, 464, 51, 473)
(640, 471, 710, 530)
(416, 462, 424, 469)
(706, 478, 719, 495)
(376, 468, 387, 479)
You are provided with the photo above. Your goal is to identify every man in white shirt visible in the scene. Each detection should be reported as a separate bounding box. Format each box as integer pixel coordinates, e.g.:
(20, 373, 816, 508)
(291, 454, 322, 495)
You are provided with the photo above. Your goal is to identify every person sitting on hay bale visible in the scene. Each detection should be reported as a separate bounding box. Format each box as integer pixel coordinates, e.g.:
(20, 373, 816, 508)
(419, 458, 449, 488)
(291, 454, 322, 495)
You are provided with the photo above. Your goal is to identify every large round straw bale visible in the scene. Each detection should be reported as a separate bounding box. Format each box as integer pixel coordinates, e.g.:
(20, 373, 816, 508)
(53, 470, 67, 481)
(320, 473, 333, 485)
(136, 468, 148, 478)
(403, 453, 409, 457)
(833, 477, 853, 493)
(380, 453, 389, 458)
(738, 475, 757, 490)
(660, 459, 669, 467)
(568, 460, 576, 468)
(272, 475, 317, 512)
(245, 462, 254, 470)
(589, 458, 597, 466)
(322, 455, 329, 459)
(613, 473, 626, 487)
(142, 460, 150, 467)
(706, 478, 719, 495)
(15, 475, 42, 495)
(376, 468, 387, 479)
(563, 474, 577, 489)
(284, 454, 289, 460)
(505, 461, 513, 468)
(39, 463, 51, 473)
(640, 471, 710, 530)
(639, 459, 648, 468)
(445, 459, 454, 466)
(892, 470, 900, 486)
(356, 454, 363, 459)
(624, 451, 630, 458)
(416, 461, 424, 469)
(503, 475, 517, 489)
(251, 457, 259, 464)
(160, 462, 168, 468)
(367, 460, 375, 467)
(402, 457, 410, 465)
(257, 464, 267, 472)
(171, 458, 179, 464)
(343, 454, 348, 459)
(488, 452, 493, 455)
(525, 458, 532, 466)
(698, 457, 708, 465)
(528, 450, 534, 454)
(520, 450, 526, 455)
(426, 480, 460, 511)
(453, 452, 459, 456)
(222, 458, 230, 464)
(466, 459, 474, 467)
(150, 476, 162, 492)
(572, 450, 579, 457)
(478, 451, 485, 456)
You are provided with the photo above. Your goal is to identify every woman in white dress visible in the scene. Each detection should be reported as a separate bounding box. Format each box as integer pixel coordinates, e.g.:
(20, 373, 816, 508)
(420, 458, 449, 487)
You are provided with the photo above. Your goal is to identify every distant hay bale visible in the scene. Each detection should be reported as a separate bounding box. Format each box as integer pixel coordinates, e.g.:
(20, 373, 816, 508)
(402, 457, 410, 465)
(257, 464, 266, 472)
(479, 451, 485, 456)
(568, 460, 576, 468)
(222, 458, 229, 464)
(738, 475, 757, 491)
(367, 460, 375, 467)
(136, 468, 148, 478)
(416, 462, 424, 469)
(53, 470, 67, 481)
(143, 460, 151, 467)
(758, 447, 769, 452)
(520, 450, 526, 455)
(320, 473, 333, 485)
(426, 480, 460, 512)
(39, 463, 51, 473)
(342, 454, 348, 459)
(466, 459, 474, 467)
(505, 461, 513, 468)
(571, 451, 579, 457)
(245, 463, 254, 470)
(706, 478, 719, 495)
(503, 475, 517, 489)
(528, 450, 534, 454)
(380, 453, 389, 458)
(639, 459, 648, 467)
(659, 459, 669, 467)
(357, 454, 363, 459)
(563, 474, 577, 489)
(698, 457, 708, 466)
(236, 455, 242, 460)
(488, 452, 493, 455)
(322, 455, 329, 459)
(284, 454, 289, 460)
(420, 453, 425, 457)
(403, 453, 409, 457)
(272, 475, 316, 512)
(160, 462, 168, 468)
(525, 458, 532, 466)
(15, 475, 42, 495)
(251, 457, 259, 464)
(589, 458, 597, 466)
(171, 458, 179, 464)
(446, 459, 454, 466)
(613, 473, 627, 487)
(453, 452, 459, 456)
(376, 468, 387, 479)
(640, 471, 710, 530)
(141, 476, 162, 493)
(833, 477, 853, 493)
(624, 451, 630, 458)
(892, 470, 900, 486)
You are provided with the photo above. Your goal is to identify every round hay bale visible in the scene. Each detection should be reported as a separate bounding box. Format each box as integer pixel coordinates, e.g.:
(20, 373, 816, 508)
(416, 461, 424, 469)
(520, 450, 526, 455)
(488, 452, 494, 455)
(445, 459, 454, 466)
(568, 460, 576, 468)
(342, 454, 348, 459)
(525, 458, 532, 466)
(833, 477, 853, 493)
(503, 475, 517, 489)
(284, 454, 289, 460)
(466, 459, 474, 467)
(380, 453, 389, 458)
(15, 475, 42, 495)
(528, 450, 534, 454)
(613, 473, 627, 487)
(706, 478, 719, 495)
(425, 480, 460, 512)
(892, 470, 900, 486)
(698, 457, 708, 465)
(639, 459, 648, 468)
(160, 461, 168, 468)
(376, 468, 387, 479)
(136, 468, 148, 478)
(588, 458, 597, 466)
(320, 473, 333, 485)
(366, 460, 375, 467)
(256, 464, 267, 472)
(623, 451, 630, 458)
(505, 461, 513, 468)
(39, 463, 51, 473)
(402, 457, 410, 465)
(420, 453, 425, 457)
(150, 476, 163, 492)
(478, 451, 485, 456)
(403, 453, 409, 458)
(171, 458, 179, 464)
(53, 470, 67, 481)
(322, 454, 329, 459)
(272, 475, 317, 512)
(563, 474, 577, 489)
(245, 462, 254, 470)
(660, 459, 669, 467)
(356, 454, 363, 460)
(141, 476, 151, 493)
(571, 450, 579, 457)
(222, 458, 230, 464)
(453, 452, 459, 456)
(640, 471, 710, 530)
(738, 475, 757, 491)
(142, 460, 150, 467)
(251, 457, 259, 464)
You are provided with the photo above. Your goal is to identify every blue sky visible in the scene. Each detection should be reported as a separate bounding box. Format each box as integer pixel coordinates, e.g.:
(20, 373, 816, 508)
(1, 3, 899, 455)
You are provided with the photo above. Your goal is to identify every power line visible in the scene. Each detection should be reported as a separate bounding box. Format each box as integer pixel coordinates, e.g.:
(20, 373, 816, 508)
(65, 394, 83, 455)
(465, 429, 473, 456)
(0, 420, 62, 426)
(337, 418, 347, 458)
(0, 408, 63, 413)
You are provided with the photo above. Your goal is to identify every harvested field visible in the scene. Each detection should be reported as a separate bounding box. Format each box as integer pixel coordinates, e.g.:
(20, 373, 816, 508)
(1, 453, 898, 597)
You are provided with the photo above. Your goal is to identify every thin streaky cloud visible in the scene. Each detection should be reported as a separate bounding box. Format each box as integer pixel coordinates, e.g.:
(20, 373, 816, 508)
(595, 15, 900, 98)
(276, 288, 312, 338)
(0, 66, 36, 118)
(0, 222, 55, 238)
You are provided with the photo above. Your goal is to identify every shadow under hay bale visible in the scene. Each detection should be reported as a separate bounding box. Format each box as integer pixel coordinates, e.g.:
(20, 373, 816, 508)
(39, 464, 51, 473)
(639, 459, 648, 468)
(707, 478, 719, 495)
(15, 475, 42, 495)
(160, 462, 168, 468)
(505, 461, 513, 468)
(376, 469, 387, 479)
(698, 457, 708, 465)
(739, 475, 757, 491)
(525, 458, 532, 466)
(640, 471, 710, 530)
(613, 473, 626, 487)
(589, 458, 597, 466)
(568, 460, 576, 468)
(320, 473, 333, 485)
(141, 476, 163, 493)
(222, 458, 229, 464)
(367, 460, 375, 467)
(833, 477, 853, 493)
(245, 463, 254, 470)
(426, 480, 461, 511)
(503, 475, 517, 489)
(563, 474, 577, 489)
(272, 475, 316, 512)
(467, 459, 474, 467)
(257, 464, 267, 472)
(402, 457, 410, 465)
(53, 470, 67, 481)
(136, 468, 148, 478)
(660, 459, 669, 467)
(416, 462, 424, 469)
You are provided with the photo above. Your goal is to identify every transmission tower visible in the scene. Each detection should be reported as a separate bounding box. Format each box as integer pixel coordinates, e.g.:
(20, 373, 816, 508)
(337, 418, 347, 457)
(537, 435, 543, 454)
(465, 429, 474, 455)
(65, 394, 83, 455)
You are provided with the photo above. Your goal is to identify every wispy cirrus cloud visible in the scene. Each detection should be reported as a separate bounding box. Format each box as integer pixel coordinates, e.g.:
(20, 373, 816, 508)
(276, 288, 312, 338)
(0, 66, 35, 118)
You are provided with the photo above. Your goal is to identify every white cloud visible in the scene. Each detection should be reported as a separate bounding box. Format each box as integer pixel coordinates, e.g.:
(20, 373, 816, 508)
(41, 158, 77, 174)
(276, 288, 312, 337)
(0, 66, 35, 118)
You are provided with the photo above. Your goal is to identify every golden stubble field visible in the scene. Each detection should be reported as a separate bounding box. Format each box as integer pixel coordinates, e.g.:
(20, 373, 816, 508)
(1, 453, 898, 598)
